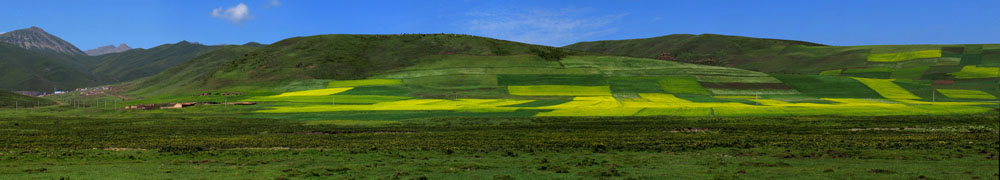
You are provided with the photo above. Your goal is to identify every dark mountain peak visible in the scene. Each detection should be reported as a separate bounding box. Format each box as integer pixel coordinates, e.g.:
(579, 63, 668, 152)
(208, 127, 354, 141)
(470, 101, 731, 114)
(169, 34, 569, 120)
(84, 43, 133, 56)
(0, 26, 85, 55)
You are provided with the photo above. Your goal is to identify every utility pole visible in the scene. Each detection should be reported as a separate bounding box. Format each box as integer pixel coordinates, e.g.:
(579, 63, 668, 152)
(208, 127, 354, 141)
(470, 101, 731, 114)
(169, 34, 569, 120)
(332, 95, 335, 106)
(932, 88, 935, 102)
(14, 101, 17, 113)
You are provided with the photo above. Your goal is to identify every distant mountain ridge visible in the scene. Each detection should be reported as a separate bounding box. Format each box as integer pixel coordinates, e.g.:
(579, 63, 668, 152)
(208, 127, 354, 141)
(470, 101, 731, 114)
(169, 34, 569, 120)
(0, 26, 85, 55)
(85, 43, 132, 56)
(0, 26, 228, 91)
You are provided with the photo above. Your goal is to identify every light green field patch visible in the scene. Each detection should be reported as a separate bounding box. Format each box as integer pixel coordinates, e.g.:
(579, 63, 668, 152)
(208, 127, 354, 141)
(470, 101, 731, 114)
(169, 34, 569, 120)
(693, 75, 782, 83)
(303, 120, 400, 126)
(507, 85, 612, 96)
(936, 89, 997, 99)
(850, 77, 920, 99)
(819, 69, 842, 76)
(935, 57, 962, 66)
(867, 49, 942, 62)
(949, 66, 1000, 79)
(328, 79, 402, 87)
(403, 74, 498, 89)
(658, 76, 710, 95)
(270, 87, 354, 97)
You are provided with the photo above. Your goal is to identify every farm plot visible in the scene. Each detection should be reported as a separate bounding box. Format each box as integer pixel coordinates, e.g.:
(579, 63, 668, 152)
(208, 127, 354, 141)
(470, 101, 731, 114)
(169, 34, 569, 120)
(328, 79, 402, 87)
(949, 65, 1000, 79)
(269, 87, 354, 97)
(658, 76, 710, 95)
(507, 85, 612, 96)
(867, 49, 941, 62)
(936, 89, 997, 99)
(850, 77, 921, 99)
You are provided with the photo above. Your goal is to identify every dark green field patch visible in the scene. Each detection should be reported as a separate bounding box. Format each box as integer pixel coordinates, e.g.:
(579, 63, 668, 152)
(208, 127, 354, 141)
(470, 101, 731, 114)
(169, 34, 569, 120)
(842, 72, 892, 79)
(890, 66, 930, 80)
(608, 77, 667, 93)
(497, 74, 607, 86)
(502, 99, 573, 107)
(963, 44, 983, 54)
(404, 74, 498, 89)
(920, 65, 964, 80)
(698, 82, 792, 90)
(982, 49, 1000, 66)
(959, 54, 982, 65)
(941, 47, 964, 56)
(674, 94, 755, 104)
(772, 74, 882, 98)
(337, 86, 412, 96)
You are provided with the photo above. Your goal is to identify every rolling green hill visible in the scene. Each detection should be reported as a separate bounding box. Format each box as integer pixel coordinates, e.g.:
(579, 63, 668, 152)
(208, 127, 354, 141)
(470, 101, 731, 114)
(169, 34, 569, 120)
(0, 90, 56, 108)
(126, 34, 583, 96)
(86, 41, 221, 83)
(565, 34, 1000, 99)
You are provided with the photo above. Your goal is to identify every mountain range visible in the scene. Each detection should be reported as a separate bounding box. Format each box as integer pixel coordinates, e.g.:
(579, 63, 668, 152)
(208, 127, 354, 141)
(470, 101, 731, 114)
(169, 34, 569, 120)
(0, 27, 222, 91)
(84, 43, 132, 56)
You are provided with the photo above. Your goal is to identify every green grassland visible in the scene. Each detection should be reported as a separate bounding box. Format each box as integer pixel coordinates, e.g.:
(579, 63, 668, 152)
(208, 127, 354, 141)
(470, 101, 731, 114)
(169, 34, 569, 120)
(0, 115, 996, 179)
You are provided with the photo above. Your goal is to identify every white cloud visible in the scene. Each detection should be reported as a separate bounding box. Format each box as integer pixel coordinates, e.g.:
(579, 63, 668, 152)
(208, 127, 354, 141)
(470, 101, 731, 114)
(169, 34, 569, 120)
(463, 8, 626, 46)
(269, 0, 281, 7)
(211, 3, 252, 23)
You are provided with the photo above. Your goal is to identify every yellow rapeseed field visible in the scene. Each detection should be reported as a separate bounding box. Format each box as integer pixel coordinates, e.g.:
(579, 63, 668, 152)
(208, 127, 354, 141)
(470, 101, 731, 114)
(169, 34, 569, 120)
(935, 89, 997, 99)
(850, 77, 920, 99)
(866, 49, 941, 62)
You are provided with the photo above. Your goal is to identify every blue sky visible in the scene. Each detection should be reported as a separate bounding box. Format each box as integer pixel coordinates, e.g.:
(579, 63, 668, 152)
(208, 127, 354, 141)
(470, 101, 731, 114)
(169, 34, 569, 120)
(2, 0, 998, 50)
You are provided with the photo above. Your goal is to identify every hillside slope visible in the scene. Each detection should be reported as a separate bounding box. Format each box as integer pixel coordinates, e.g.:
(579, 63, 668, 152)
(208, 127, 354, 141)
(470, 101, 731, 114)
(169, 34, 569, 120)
(566, 34, 1000, 100)
(0, 90, 56, 108)
(0, 43, 100, 91)
(86, 41, 221, 83)
(564, 34, 825, 67)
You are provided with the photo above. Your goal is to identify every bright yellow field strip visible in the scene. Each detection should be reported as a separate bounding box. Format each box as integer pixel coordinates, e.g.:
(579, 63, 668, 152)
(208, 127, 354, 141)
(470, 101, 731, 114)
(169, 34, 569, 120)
(638, 93, 693, 103)
(328, 79, 402, 87)
(949, 66, 1000, 79)
(936, 89, 997, 99)
(507, 85, 612, 96)
(270, 87, 354, 97)
(850, 77, 920, 99)
(867, 49, 941, 62)
(258, 98, 531, 113)
(893, 99, 994, 106)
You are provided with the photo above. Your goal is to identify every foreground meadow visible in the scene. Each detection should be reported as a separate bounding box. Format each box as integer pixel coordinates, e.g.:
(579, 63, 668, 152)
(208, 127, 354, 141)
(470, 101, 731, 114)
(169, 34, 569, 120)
(1, 115, 997, 179)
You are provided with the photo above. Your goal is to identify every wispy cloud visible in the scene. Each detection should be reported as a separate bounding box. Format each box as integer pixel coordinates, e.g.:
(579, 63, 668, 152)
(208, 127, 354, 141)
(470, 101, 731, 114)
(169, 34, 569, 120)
(211, 3, 252, 24)
(269, 0, 281, 7)
(463, 8, 626, 46)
